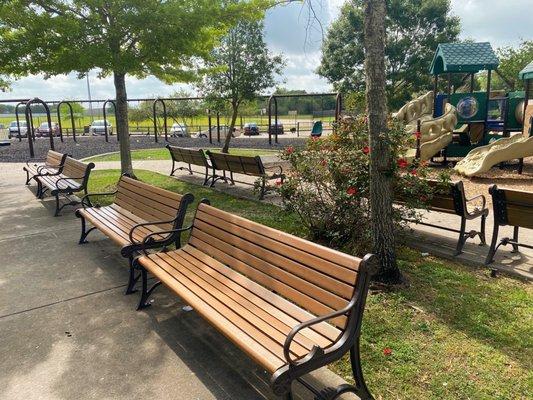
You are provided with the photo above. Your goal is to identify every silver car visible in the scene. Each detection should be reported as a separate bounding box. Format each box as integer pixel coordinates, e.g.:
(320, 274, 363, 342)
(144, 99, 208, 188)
(89, 120, 113, 135)
(8, 121, 29, 138)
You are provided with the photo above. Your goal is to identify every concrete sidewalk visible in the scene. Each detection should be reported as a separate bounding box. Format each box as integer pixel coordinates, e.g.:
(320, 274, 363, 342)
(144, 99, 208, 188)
(0, 166, 358, 400)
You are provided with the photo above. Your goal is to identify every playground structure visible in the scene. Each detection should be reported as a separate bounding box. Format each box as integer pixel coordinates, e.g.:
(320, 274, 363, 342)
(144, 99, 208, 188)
(394, 91, 457, 161)
(455, 60, 533, 176)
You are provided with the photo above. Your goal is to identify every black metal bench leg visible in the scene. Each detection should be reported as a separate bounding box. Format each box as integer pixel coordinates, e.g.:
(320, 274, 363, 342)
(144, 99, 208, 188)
(479, 214, 487, 246)
(77, 214, 96, 244)
(170, 160, 176, 176)
(259, 177, 266, 200)
(454, 217, 467, 256)
(53, 192, 61, 217)
(485, 223, 500, 265)
(125, 256, 140, 295)
(350, 339, 373, 400)
(283, 389, 293, 400)
(511, 226, 519, 253)
(203, 167, 209, 186)
(188, 163, 193, 175)
(25, 170, 31, 185)
(137, 267, 162, 310)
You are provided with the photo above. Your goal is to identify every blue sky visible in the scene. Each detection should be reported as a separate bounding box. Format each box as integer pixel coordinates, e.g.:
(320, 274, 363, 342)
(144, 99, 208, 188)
(1, 0, 531, 101)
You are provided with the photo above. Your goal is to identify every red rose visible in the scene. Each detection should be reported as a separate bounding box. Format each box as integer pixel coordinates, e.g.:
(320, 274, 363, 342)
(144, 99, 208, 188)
(414, 131, 421, 140)
(275, 179, 283, 186)
(362, 146, 370, 154)
(346, 187, 358, 196)
(410, 169, 418, 176)
(286, 146, 294, 155)
(397, 158, 409, 168)
(420, 195, 428, 202)
(383, 347, 392, 356)
(320, 159, 327, 167)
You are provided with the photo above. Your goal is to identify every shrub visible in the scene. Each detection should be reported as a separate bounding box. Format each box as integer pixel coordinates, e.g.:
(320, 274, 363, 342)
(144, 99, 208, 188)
(278, 115, 449, 255)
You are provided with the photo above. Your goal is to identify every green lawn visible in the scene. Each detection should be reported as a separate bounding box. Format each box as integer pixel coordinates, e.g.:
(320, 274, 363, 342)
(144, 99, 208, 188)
(89, 169, 533, 400)
(85, 147, 279, 162)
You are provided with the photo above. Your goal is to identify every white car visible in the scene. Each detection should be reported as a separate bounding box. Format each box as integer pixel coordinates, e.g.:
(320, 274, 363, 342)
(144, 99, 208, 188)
(8, 120, 29, 138)
(89, 120, 113, 135)
(170, 123, 188, 137)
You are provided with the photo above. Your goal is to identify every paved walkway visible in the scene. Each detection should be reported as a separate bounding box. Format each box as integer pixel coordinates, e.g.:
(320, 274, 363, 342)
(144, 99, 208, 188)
(0, 166, 358, 400)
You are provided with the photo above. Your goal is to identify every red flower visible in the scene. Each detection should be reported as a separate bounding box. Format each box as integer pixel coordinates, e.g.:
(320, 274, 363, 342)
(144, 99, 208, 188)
(383, 347, 392, 356)
(397, 158, 409, 169)
(414, 131, 421, 140)
(420, 195, 428, 202)
(346, 187, 358, 196)
(362, 146, 370, 155)
(275, 179, 283, 186)
(410, 169, 418, 176)
(320, 159, 327, 167)
(286, 146, 294, 155)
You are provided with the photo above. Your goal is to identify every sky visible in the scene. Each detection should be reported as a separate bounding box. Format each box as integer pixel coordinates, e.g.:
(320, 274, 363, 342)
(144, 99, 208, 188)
(1, 0, 531, 102)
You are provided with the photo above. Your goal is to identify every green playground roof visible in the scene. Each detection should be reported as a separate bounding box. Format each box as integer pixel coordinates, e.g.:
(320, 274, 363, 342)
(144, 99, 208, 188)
(429, 42, 499, 75)
(519, 61, 533, 81)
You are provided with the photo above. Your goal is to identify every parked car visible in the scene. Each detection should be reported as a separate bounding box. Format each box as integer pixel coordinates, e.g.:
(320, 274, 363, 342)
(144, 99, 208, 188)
(268, 122, 284, 135)
(243, 122, 259, 136)
(170, 122, 188, 137)
(8, 121, 29, 138)
(35, 121, 60, 137)
(88, 120, 113, 135)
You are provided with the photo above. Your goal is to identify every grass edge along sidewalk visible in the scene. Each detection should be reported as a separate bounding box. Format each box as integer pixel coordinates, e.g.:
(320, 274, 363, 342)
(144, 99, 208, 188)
(84, 147, 279, 162)
(87, 169, 532, 400)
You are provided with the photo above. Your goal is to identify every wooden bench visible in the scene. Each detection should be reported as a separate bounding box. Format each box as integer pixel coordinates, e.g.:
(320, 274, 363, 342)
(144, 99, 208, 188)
(206, 151, 285, 199)
(167, 145, 210, 185)
(398, 180, 488, 255)
(75, 175, 194, 294)
(133, 202, 376, 400)
(23, 150, 67, 186)
(35, 156, 95, 216)
(485, 186, 533, 267)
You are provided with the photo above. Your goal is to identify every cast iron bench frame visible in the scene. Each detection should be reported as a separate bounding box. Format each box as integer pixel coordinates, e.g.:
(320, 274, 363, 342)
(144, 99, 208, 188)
(23, 150, 68, 186)
(166, 145, 210, 185)
(133, 201, 376, 400)
(35, 157, 95, 216)
(205, 150, 285, 199)
(485, 185, 533, 268)
(75, 174, 194, 294)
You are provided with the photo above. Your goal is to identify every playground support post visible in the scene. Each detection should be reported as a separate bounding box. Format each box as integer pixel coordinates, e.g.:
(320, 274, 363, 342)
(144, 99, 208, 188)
(152, 98, 168, 143)
(57, 101, 77, 143)
(25, 98, 54, 158)
(15, 102, 26, 142)
(267, 95, 278, 145)
(102, 100, 117, 143)
(484, 70, 492, 136)
(207, 109, 213, 144)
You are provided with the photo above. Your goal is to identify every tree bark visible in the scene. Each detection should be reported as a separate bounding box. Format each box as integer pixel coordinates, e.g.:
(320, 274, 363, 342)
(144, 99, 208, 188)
(363, 0, 402, 283)
(113, 72, 133, 175)
(222, 102, 239, 153)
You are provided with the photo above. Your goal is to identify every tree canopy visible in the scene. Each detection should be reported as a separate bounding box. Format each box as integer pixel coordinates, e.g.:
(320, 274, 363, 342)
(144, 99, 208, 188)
(317, 0, 460, 109)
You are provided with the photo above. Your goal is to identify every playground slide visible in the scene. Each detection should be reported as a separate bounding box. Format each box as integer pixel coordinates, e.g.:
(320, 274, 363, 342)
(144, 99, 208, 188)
(454, 134, 533, 177)
(394, 91, 457, 161)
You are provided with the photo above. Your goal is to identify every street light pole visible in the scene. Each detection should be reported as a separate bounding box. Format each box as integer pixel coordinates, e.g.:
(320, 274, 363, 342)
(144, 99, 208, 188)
(86, 71, 94, 123)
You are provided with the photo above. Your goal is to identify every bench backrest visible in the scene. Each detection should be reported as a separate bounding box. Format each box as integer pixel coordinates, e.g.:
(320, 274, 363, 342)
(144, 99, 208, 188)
(45, 150, 67, 169)
(206, 151, 265, 177)
(490, 186, 533, 229)
(62, 157, 95, 185)
(115, 175, 187, 229)
(188, 203, 369, 329)
(395, 179, 465, 216)
(167, 145, 208, 168)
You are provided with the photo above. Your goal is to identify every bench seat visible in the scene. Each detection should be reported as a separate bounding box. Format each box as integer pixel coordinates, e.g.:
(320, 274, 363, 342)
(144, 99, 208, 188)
(76, 175, 194, 294)
(23, 150, 67, 186)
(139, 244, 342, 373)
(134, 202, 375, 399)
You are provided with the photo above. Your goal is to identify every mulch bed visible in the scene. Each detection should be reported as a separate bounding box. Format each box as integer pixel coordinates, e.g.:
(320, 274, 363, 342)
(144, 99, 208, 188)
(0, 135, 307, 162)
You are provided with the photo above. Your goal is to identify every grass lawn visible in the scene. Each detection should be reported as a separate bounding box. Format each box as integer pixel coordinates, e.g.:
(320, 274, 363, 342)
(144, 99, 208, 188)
(85, 147, 279, 162)
(89, 169, 533, 400)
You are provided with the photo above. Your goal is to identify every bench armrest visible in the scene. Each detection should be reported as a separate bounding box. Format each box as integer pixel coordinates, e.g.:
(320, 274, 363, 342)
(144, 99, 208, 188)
(80, 190, 118, 208)
(264, 164, 284, 176)
(54, 176, 87, 189)
(138, 225, 193, 255)
(465, 194, 487, 217)
(129, 219, 179, 244)
(283, 296, 358, 366)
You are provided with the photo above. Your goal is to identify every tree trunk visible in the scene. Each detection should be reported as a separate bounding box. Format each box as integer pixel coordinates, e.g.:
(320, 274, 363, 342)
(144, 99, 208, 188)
(363, 0, 402, 283)
(222, 103, 239, 153)
(113, 72, 133, 175)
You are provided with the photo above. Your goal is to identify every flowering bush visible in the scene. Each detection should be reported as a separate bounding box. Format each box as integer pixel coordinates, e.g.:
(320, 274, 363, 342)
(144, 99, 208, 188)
(278, 115, 449, 255)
